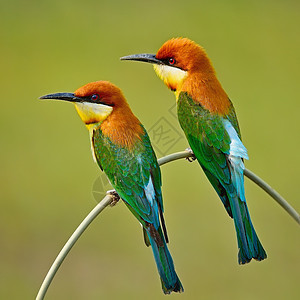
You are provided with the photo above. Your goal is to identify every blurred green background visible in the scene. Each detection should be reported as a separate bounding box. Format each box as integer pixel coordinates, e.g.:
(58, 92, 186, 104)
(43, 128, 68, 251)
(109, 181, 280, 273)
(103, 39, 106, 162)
(1, 0, 299, 299)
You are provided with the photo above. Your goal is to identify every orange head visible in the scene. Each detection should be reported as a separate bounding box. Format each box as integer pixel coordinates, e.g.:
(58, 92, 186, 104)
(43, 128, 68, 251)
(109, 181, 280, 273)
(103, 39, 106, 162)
(40, 81, 131, 125)
(121, 38, 215, 92)
(40, 81, 143, 147)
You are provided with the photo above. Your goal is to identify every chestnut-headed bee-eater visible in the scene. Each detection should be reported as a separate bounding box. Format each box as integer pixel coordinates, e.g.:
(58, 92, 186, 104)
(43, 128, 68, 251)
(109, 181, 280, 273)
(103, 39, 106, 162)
(121, 38, 267, 264)
(40, 81, 183, 294)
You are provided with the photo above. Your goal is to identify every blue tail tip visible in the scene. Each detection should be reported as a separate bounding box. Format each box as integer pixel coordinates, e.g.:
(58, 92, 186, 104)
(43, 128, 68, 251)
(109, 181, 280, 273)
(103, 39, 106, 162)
(162, 278, 184, 294)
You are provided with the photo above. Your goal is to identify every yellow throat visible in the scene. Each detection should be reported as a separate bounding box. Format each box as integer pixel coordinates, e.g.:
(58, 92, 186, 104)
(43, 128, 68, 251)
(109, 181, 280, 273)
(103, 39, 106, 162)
(74, 102, 113, 129)
(153, 64, 187, 98)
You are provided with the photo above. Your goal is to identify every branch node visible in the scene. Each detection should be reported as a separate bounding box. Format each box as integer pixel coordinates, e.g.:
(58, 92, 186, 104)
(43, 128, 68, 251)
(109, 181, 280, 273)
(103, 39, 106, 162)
(185, 147, 196, 162)
(106, 190, 120, 207)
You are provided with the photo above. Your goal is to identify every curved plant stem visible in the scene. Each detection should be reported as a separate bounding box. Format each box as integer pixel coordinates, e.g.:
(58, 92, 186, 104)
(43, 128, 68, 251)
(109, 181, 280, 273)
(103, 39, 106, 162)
(244, 168, 300, 224)
(36, 194, 114, 300)
(36, 150, 300, 299)
(157, 149, 194, 166)
(159, 150, 300, 224)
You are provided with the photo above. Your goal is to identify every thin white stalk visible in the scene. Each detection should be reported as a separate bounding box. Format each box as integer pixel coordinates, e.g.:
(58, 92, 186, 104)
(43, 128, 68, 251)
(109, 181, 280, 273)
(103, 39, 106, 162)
(244, 168, 300, 224)
(159, 150, 300, 224)
(36, 150, 300, 300)
(36, 194, 114, 300)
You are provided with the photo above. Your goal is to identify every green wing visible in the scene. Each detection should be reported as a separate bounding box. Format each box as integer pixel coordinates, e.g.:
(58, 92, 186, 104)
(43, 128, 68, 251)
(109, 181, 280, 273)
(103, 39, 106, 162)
(177, 92, 267, 264)
(177, 92, 238, 216)
(226, 99, 241, 139)
(91, 126, 184, 289)
(92, 125, 163, 229)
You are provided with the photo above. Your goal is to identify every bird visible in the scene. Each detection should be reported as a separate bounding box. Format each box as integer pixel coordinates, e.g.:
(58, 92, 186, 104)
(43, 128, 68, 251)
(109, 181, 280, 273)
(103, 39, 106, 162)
(39, 80, 183, 294)
(121, 38, 267, 264)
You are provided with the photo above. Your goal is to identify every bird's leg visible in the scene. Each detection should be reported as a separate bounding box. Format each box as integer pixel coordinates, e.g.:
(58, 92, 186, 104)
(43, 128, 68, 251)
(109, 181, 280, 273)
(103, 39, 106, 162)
(185, 147, 196, 162)
(106, 189, 120, 207)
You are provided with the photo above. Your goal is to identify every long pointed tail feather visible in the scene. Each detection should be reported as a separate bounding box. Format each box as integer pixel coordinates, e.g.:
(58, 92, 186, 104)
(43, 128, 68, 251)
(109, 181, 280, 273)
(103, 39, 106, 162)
(147, 227, 183, 294)
(231, 196, 267, 264)
(202, 165, 266, 263)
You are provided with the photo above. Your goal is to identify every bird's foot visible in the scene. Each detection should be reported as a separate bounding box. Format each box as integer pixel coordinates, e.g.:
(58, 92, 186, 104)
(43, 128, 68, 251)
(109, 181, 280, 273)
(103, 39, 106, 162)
(106, 189, 120, 207)
(185, 147, 196, 162)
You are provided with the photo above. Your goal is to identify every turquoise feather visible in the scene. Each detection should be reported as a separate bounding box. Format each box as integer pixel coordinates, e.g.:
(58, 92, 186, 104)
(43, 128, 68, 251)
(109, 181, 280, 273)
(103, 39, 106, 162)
(178, 92, 267, 264)
(92, 124, 183, 293)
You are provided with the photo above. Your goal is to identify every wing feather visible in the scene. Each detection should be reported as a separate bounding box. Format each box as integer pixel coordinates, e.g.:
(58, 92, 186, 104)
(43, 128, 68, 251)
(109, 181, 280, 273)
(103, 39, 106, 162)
(177, 92, 248, 214)
(92, 125, 163, 230)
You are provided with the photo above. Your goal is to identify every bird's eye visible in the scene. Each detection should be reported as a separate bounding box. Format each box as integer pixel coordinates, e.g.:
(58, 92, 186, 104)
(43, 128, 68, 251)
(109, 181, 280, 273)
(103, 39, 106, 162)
(168, 58, 176, 65)
(91, 94, 99, 101)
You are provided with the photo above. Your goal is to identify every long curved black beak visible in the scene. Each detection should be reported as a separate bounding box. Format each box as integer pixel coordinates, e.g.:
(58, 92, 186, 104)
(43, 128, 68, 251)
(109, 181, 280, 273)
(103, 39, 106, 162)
(39, 92, 82, 103)
(120, 53, 163, 65)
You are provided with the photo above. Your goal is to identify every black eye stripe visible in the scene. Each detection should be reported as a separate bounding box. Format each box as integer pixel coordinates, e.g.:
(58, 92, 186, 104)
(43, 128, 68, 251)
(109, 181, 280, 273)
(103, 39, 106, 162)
(80, 94, 115, 107)
(160, 57, 177, 66)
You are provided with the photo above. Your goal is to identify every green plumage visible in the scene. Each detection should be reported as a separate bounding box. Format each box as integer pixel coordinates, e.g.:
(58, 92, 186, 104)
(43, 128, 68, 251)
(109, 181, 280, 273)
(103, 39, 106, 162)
(177, 91, 266, 264)
(40, 80, 183, 293)
(178, 92, 233, 215)
(92, 125, 163, 227)
(91, 124, 183, 292)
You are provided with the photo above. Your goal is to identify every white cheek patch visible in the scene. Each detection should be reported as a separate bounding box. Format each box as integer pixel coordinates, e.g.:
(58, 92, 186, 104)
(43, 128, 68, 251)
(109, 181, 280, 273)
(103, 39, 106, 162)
(76, 102, 113, 119)
(153, 64, 187, 89)
(75, 102, 113, 124)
